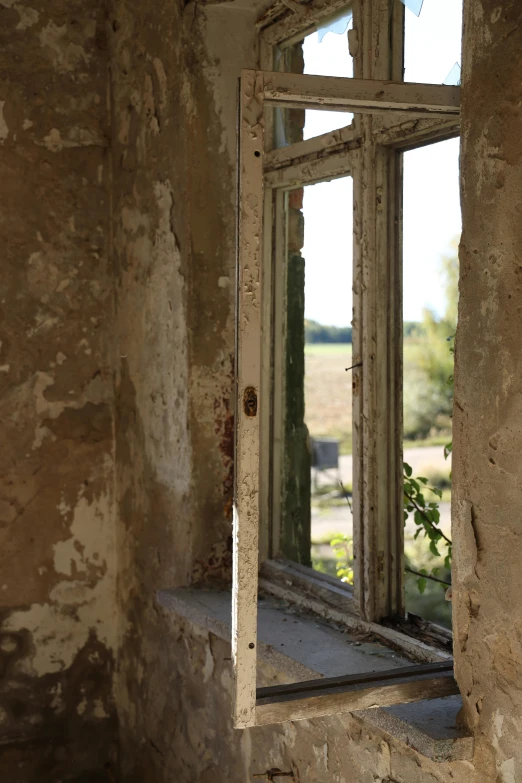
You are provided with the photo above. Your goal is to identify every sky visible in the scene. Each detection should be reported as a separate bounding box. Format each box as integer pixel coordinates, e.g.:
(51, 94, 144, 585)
(300, 0, 463, 326)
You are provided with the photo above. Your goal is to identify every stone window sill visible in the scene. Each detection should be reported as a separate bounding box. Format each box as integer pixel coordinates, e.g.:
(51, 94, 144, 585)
(157, 586, 473, 762)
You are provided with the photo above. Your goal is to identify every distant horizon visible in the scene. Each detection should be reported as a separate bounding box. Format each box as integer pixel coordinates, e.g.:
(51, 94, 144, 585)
(306, 316, 426, 329)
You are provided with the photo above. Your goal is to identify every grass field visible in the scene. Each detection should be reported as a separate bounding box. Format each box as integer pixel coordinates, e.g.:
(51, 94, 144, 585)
(304, 342, 449, 454)
(304, 344, 353, 453)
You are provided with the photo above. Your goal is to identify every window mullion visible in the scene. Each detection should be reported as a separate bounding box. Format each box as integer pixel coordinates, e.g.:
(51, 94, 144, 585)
(355, 0, 404, 622)
(268, 188, 287, 559)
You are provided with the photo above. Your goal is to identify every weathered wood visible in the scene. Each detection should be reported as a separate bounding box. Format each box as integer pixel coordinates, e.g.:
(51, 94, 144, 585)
(256, 1, 292, 32)
(255, 665, 459, 726)
(259, 0, 352, 41)
(233, 70, 265, 730)
(264, 146, 357, 189)
(259, 188, 275, 565)
(268, 188, 286, 558)
(258, 660, 453, 699)
(375, 116, 460, 149)
(261, 558, 355, 615)
(353, 0, 405, 623)
(261, 72, 460, 118)
(264, 124, 358, 171)
(384, 613, 453, 654)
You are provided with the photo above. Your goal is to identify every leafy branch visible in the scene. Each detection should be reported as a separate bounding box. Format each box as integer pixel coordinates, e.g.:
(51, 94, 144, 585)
(403, 461, 452, 593)
(405, 566, 451, 587)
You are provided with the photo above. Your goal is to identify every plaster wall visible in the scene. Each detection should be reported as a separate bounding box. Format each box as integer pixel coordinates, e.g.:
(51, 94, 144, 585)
(110, 2, 265, 777)
(0, 0, 117, 779)
(452, 1, 522, 781)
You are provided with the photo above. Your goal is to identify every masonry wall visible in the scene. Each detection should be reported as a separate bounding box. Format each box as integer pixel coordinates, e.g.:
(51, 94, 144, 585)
(0, 0, 117, 779)
(452, 1, 522, 780)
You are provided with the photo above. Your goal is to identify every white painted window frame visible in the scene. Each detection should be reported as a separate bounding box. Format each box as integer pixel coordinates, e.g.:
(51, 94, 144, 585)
(233, 0, 460, 730)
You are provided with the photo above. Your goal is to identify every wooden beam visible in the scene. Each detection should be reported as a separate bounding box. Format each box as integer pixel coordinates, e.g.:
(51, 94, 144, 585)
(264, 146, 357, 189)
(259, 0, 350, 39)
(374, 116, 460, 149)
(258, 71, 460, 118)
(264, 124, 358, 171)
(255, 662, 458, 726)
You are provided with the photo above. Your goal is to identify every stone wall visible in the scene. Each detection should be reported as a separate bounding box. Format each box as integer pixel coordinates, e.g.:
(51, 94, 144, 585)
(453, 0, 522, 780)
(136, 607, 481, 783)
(0, 0, 117, 779)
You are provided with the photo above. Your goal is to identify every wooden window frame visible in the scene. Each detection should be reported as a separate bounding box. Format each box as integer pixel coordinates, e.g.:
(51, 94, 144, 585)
(233, 0, 460, 730)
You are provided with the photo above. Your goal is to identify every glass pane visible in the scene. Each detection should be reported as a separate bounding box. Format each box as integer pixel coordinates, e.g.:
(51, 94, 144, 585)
(271, 7, 353, 148)
(444, 62, 461, 86)
(303, 11, 354, 139)
(404, 0, 463, 84)
(274, 177, 354, 584)
(402, 138, 460, 629)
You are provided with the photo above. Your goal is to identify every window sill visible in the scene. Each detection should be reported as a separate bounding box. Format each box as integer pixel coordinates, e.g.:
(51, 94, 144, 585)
(157, 585, 473, 762)
(259, 559, 453, 662)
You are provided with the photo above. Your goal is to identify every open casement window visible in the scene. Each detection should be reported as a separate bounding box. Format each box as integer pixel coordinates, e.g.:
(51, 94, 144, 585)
(233, 0, 460, 730)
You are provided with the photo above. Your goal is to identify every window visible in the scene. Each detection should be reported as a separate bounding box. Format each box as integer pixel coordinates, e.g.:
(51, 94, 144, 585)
(233, 0, 460, 729)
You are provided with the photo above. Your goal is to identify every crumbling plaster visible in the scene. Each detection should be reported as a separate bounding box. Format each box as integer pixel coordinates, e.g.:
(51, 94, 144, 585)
(0, 0, 116, 779)
(110, 1, 267, 777)
(453, 1, 522, 781)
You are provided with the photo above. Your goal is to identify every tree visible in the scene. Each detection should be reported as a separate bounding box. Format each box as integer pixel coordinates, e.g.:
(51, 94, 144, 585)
(403, 240, 458, 440)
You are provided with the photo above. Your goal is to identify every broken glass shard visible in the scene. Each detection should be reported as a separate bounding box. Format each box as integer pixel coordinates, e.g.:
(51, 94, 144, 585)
(400, 0, 424, 17)
(317, 8, 353, 43)
(444, 62, 461, 86)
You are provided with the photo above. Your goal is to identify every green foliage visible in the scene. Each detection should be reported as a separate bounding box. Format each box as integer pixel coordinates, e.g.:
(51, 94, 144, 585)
(403, 461, 452, 582)
(404, 540, 452, 628)
(331, 458, 453, 597)
(305, 319, 352, 344)
(331, 533, 354, 583)
(403, 320, 425, 339)
(403, 244, 458, 440)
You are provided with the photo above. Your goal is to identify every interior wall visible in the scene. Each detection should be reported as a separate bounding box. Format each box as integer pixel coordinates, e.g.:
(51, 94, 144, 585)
(110, 2, 261, 779)
(453, 0, 522, 780)
(0, 0, 117, 779)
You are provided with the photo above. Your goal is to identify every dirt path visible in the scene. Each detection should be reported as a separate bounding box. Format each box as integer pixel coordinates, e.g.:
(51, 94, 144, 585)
(311, 445, 451, 543)
(335, 445, 451, 485)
